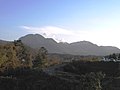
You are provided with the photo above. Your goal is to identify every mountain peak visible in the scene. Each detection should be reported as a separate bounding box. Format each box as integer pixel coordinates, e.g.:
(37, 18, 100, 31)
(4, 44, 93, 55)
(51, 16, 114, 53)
(20, 34, 45, 39)
(70, 40, 98, 46)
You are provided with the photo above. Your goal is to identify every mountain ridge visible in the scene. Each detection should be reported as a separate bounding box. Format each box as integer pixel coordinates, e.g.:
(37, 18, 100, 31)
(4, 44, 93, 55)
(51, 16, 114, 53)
(19, 34, 120, 56)
(1, 34, 120, 56)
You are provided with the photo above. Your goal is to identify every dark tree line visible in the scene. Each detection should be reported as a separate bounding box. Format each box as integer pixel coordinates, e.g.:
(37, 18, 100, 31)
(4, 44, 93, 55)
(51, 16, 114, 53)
(105, 53, 120, 60)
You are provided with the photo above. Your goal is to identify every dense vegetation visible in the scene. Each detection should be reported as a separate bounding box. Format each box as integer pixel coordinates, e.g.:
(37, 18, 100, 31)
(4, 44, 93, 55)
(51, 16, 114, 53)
(0, 40, 120, 90)
(62, 61, 120, 90)
(105, 53, 120, 61)
(0, 40, 32, 71)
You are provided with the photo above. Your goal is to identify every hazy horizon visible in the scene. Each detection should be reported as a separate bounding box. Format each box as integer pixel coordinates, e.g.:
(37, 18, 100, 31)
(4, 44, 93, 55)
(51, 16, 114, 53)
(1, 0, 120, 48)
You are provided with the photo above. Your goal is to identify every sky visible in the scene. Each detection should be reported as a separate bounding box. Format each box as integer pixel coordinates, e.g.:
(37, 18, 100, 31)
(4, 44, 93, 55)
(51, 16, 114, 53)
(0, 0, 120, 48)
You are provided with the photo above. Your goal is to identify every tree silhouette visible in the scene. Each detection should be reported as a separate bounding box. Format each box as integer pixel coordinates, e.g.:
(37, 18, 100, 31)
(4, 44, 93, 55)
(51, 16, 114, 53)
(33, 47, 48, 68)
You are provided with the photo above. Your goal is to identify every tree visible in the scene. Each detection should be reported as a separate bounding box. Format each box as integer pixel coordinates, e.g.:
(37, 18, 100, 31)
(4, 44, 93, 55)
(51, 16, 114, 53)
(112, 53, 117, 60)
(118, 53, 120, 60)
(108, 53, 117, 60)
(33, 47, 48, 68)
(0, 43, 20, 71)
(14, 40, 33, 68)
(80, 72, 105, 90)
(0, 40, 33, 71)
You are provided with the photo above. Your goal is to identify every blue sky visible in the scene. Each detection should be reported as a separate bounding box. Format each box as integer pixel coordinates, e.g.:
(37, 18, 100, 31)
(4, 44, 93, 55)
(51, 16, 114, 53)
(1, 0, 120, 48)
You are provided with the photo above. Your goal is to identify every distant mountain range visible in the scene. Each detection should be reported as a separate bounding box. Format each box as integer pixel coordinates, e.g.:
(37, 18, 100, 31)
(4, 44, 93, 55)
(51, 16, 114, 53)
(1, 34, 120, 56)
(19, 34, 120, 56)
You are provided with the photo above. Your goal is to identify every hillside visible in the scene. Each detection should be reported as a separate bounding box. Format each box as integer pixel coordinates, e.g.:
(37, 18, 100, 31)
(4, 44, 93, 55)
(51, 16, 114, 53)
(1, 34, 120, 56)
(0, 39, 120, 90)
(0, 40, 10, 45)
(19, 34, 120, 56)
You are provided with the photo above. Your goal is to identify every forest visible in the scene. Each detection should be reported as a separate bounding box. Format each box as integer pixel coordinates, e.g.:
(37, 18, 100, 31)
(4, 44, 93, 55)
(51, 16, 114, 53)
(0, 40, 120, 90)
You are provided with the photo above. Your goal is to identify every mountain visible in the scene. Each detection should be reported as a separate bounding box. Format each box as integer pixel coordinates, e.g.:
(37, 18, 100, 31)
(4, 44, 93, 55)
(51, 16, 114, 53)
(0, 34, 119, 56)
(0, 40, 10, 45)
(19, 34, 66, 54)
(19, 34, 120, 56)
(68, 41, 101, 55)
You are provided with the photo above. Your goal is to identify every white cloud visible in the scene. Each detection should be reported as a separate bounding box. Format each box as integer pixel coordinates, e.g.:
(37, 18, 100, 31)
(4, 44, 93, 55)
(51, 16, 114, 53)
(21, 25, 74, 35)
(21, 25, 120, 48)
(20, 25, 75, 42)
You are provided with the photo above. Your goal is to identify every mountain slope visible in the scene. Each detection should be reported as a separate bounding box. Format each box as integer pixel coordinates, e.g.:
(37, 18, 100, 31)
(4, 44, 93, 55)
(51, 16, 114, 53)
(19, 34, 67, 54)
(69, 41, 102, 55)
(0, 40, 10, 45)
(19, 34, 120, 56)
